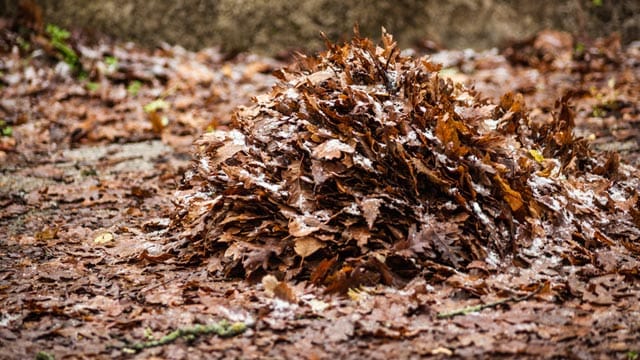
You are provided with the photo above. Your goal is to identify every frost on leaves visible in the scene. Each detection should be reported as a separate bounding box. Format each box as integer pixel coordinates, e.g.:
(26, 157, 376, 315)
(170, 31, 640, 290)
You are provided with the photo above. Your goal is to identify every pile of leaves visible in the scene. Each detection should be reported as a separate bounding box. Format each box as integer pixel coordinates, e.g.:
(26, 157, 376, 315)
(171, 30, 640, 289)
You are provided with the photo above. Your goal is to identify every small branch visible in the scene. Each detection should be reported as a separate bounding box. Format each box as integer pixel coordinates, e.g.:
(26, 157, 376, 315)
(437, 284, 544, 319)
(121, 320, 247, 354)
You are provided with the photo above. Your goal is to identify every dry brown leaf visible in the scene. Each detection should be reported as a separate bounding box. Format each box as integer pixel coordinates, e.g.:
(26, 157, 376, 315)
(359, 198, 382, 229)
(312, 139, 355, 160)
(289, 215, 321, 237)
(294, 237, 325, 258)
(494, 174, 524, 211)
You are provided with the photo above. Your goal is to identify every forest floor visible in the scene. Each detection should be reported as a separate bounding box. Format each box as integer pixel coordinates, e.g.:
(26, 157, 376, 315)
(1, 18, 640, 359)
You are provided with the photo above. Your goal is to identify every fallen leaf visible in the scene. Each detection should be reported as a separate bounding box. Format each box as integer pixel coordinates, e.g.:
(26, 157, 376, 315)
(307, 299, 330, 313)
(261, 274, 297, 303)
(312, 139, 355, 160)
(262, 274, 279, 296)
(431, 347, 453, 356)
(294, 237, 324, 258)
(93, 232, 114, 244)
(528, 149, 544, 163)
(359, 198, 382, 229)
(289, 215, 321, 237)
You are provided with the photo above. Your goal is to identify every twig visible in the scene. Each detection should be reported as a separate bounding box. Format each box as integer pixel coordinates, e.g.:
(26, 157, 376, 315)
(436, 283, 545, 319)
(121, 320, 247, 354)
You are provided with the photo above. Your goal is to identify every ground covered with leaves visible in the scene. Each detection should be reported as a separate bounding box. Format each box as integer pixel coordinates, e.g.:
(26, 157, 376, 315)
(1, 16, 640, 359)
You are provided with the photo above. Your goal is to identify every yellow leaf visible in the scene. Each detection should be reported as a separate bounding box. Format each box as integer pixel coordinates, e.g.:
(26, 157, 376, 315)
(528, 149, 544, 163)
(94, 232, 114, 244)
(347, 288, 362, 301)
(347, 287, 371, 302)
(143, 99, 169, 113)
(221, 64, 233, 78)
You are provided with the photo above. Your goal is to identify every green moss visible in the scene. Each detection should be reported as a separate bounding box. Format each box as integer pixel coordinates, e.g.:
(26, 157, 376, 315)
(35, 351, 55, 360)
(45, 24, 79, 69)
(0, 120, 12, 137)
(122, 320, 247, 354)
(127, 80, 142, 96)
(86, 82, 100, 92)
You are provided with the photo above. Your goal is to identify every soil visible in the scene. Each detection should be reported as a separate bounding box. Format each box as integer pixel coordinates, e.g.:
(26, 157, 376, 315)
(1, 19, 639, 360)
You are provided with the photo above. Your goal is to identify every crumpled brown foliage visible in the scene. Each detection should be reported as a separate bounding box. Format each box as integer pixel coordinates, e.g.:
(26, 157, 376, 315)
(171, 30, 640, 289)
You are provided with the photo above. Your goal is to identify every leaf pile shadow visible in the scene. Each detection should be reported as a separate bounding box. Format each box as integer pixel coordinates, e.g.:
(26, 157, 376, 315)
(171, 30, 640, 291)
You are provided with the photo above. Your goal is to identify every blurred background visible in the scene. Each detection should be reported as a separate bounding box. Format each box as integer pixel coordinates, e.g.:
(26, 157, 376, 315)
(1, 0, 638, 54)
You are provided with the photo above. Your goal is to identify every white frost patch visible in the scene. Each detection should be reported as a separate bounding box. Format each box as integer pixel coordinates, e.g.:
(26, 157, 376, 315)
(471, 201, 491, 227)
(344, 203, 361, 216)
(353, 153, 375, 171)
(238, 169, 282, 193)
(471, 182, 491, 197)
(275, 126, 296, 139)
(566, 186, 595, 209)
(273, 298, 297, 312)
(527, 174, 557, 190)
(399, 130, 419, 146)
(228, 129, 246, 145)
(371, 97, 384, 119)
(484, 250, 501, 268)
(442, 201, 458, 211)
(0, 313, 20, 327)
(178, 191, 220, 205)
(608, 186, 629, 203)
(483, 118, 500, 130)
(217, 306, 256, 326)
(284, 87, 299, 99)
(199, 157, 210, 173)
(522, 235, 546, 258)
(312, 139, 355, 160)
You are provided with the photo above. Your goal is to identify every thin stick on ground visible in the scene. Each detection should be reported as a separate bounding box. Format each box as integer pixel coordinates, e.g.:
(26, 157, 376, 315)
(436, 283, 545, 319)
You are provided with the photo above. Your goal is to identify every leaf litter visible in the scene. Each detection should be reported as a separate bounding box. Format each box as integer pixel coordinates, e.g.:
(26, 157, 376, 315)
(171, 28, 640, 295)
(1, 10, 640, 359)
